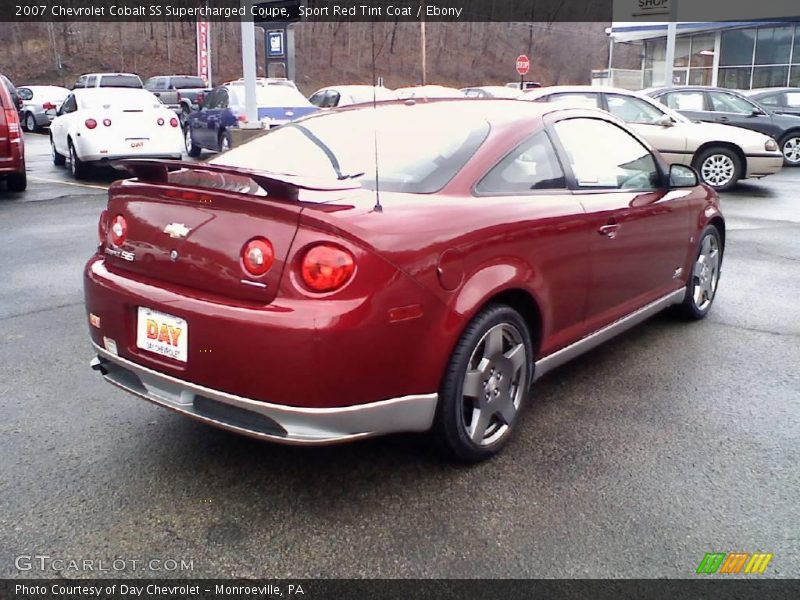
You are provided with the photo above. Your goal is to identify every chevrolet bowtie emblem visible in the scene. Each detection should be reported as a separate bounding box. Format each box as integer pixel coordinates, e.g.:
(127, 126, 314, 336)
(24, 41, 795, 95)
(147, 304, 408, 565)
(163, 223, 191, 239)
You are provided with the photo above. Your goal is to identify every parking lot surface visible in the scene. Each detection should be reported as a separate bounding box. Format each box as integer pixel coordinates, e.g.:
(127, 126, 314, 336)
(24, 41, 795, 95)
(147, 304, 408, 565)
(1, 133, 798, 578)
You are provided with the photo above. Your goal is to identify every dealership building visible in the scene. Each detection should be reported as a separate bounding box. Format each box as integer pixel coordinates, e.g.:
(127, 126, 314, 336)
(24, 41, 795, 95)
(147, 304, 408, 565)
(605, 21, 800, 90)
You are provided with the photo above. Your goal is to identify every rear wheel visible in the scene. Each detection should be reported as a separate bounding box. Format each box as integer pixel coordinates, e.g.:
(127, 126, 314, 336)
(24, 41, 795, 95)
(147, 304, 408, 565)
(184, 125, 201, 158)
(678, 225, 722, 320)
(434, 304, 533, 462)
(6, 171, 27, 192)
(68, 140, 89, 180)
(51, 136, 66, 166)
(219, 130, 232, 153)
(693, 147, 741, 192)
(24, 112, 37, 133)
(779, 133, 800, 166)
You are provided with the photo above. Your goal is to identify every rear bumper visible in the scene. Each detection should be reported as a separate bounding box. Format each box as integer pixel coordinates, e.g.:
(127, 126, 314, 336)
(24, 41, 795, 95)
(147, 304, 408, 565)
(744, 153, 783, 178)
(90, 342, 438, 445)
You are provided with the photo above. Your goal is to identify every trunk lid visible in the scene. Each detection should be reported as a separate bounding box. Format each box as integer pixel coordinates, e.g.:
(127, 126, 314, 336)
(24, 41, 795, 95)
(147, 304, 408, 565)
(103, 160, 359, 304)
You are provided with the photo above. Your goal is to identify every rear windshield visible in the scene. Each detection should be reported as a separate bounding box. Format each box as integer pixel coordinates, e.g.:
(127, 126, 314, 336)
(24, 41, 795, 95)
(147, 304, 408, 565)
(78, 90, 161, 110)
(229, 84, 311, 108)
(99, 75, 142, 88)
(211, 105, 490, 194)
(171, 77, 205, 89)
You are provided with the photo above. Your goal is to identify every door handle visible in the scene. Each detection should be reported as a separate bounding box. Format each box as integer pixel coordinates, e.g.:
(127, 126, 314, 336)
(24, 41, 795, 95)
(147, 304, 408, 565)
(718, 116, 730, 122)
(598, 224, 620, 239)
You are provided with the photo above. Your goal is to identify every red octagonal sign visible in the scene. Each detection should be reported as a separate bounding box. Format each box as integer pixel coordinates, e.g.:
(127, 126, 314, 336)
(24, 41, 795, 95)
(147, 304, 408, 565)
(516, 55, 531, 76)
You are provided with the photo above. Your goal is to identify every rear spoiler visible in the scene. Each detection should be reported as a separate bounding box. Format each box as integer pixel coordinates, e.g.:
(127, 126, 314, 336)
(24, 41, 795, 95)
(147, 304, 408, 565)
(114, 159, 361, 201)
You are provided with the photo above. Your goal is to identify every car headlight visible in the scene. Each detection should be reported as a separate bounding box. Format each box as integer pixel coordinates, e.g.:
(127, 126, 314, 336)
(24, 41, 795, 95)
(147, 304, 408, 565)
(766, 138, 779, 152)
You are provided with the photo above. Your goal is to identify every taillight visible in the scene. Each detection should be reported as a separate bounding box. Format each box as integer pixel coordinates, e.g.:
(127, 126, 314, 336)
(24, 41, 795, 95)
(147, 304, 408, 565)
(43, 102, 56, 110)
(102, 118, 112, 127)
(110, 215, 127, 247)
(241, 238, 274, 277)
(300, 244, 355, 292)
(169, 117, 179, 128)
(4, 109, 19, 140)
(157, 117, 165, 126)
(237, 114, 248, 123)
(98, 210, 109, 245)
(85, 118, 97, 129)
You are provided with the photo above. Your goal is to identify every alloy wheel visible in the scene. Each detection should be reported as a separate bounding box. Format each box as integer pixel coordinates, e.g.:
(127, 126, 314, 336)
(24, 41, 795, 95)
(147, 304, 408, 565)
(700, 154, 735, 188)
(460, 323, 527, 446)
(184, 127, 193, 154)
(782, 137, 800, 164)
(26, 114, 36, 132)
(69, 145, 77, 177)
(692, 233, 720, 312)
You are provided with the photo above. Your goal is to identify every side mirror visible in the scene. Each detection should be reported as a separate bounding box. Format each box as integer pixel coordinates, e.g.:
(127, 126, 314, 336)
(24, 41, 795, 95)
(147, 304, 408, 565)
(750, 108, 766, 117)
(669, 164, 699, 188)
(656, 114, 674, 127)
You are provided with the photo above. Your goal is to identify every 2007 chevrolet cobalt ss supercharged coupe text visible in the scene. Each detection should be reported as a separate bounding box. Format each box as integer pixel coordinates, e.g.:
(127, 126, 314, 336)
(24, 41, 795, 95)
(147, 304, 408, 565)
(84, 100, 724, 462)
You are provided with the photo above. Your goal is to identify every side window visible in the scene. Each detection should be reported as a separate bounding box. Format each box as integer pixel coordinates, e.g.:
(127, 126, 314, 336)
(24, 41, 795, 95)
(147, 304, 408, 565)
(553, 118, 660, 191)
(18, 87, 33, 101)
(547, 92, 600, 109)
(662, 91, 705, 111)
(74, 76, 87, 89)
(61, 95, 77, 114)
(203, 89, 220, 109)
(756, 93, 782, 107)
(708, 91, 757, 114)
(144, 78, 157, 91)
(86, 76, 97, 87)
(606, 94, 665, 124)
(325, 91, 341, 107)
(785, 92, 800, 107)
(218, 89, 230, 109)
(476, 130, 566, 194)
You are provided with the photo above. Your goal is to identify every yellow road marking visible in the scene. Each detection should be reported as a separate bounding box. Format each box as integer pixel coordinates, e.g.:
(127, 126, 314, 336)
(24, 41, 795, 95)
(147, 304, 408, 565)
(28, 175, 109, 191)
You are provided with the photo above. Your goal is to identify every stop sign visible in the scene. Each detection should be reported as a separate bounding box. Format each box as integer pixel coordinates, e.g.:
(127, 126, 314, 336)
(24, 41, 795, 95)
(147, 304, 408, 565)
(516, 55, 530, 76)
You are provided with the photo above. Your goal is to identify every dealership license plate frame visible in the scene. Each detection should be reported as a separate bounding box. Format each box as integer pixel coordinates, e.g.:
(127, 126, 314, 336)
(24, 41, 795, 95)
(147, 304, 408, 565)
(136, 306, 188, 363)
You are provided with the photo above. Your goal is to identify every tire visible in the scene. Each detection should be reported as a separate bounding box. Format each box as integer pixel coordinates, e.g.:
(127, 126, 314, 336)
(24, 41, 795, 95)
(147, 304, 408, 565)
(677, 225, 722, 320)
(51, 136, 66, 166)
(184, 125, 201, 158)
(24, 112, 37, 133)
(219, 130, 232, 153)
(779, 133, 800, 166)
(68, 140, 89, 180)
(433, 304, 533, 462)
(181, 104, 191, 125)
(692, 147, 741, 192)
(6, 171, 27, 192)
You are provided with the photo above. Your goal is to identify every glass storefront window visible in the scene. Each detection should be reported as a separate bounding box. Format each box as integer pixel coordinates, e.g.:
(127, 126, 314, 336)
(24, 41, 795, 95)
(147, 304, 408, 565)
(720, 28, 756, 66)
(674, 38, 691, 68)
(689, 68, 713, 86)
(794, 27, 800, 64)
(755, 26, 794, 65)
(718, 67, 752, 89)
(752, 65, 789, 88)
(790, 66, 800, 86)
(690, 34, 716, 68)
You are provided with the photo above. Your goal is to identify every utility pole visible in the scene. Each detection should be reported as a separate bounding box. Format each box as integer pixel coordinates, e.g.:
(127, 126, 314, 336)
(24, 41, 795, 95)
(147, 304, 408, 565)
(420, 0, 427, 85)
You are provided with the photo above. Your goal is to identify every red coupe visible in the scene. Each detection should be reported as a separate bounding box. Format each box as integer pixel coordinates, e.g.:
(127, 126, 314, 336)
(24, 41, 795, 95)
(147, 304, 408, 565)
(84, 100, 724, 461)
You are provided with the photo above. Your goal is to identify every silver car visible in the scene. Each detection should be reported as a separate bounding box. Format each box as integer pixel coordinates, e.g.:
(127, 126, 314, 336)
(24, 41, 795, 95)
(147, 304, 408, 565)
(17, 85, 70, 132)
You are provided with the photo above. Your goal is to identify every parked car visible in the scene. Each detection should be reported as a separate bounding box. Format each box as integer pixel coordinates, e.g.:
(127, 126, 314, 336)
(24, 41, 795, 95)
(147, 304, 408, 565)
(73, 73, 143, 89)
(524, 86, 783, 191)
(16, 85, 70, 132)
(506, 81, 542, 90)
(309, 85, 397, 108)
(144, 75, 211, 122)
(184, 82, 318, 156)
(226, 77, 298, 89)
(85, 100, 724, 462)
(461, 86, 523, 99)
(743, 87, 800, 118)
(0, 73, 26, 191)
(50, 88, 182, 179)
(394, 85, 464, 99)
(646, 86, 800, 166)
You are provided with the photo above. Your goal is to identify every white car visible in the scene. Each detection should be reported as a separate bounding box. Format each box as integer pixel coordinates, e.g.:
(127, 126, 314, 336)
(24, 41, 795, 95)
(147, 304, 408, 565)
(309, 85, 397, 108)
(394, 85, 465, 100)
(523, 86, 784, 191)
(461, 86, 524, 99)
(73, 73, 143, 89)
(50, 88, 183, 179)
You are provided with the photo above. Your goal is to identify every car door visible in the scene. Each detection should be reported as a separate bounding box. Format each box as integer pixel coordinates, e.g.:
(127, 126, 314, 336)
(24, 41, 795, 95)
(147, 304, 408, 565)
(207, 88, 230, 150)
(51, 93, 77, 155)
(604, 93, 689, 166)
(657, 90, 709, 123)
(191, 88, 218, 148)
(706, 90, 778, 137)
(473, 128, 592, 355)
(549, 115, 691, 330)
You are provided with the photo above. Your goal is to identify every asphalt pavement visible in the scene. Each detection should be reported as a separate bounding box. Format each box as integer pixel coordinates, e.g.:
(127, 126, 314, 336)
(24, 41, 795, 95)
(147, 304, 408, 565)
(0, 133, 798, 579)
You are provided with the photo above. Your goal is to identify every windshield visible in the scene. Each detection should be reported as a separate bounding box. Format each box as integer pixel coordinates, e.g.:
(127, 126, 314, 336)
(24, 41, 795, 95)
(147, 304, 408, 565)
(229, 84, 311, 107)
(171, 77, 205, 89)
(99, 75, 142, 88)
(211, 105, 490, 193)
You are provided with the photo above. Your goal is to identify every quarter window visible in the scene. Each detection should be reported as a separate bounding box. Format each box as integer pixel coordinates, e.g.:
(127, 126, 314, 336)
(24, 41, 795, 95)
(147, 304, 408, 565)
(553, 118, 660, 191)
(708, 92, 759, 114)
(606, 94, 665, 124)
(476, 131, 566, 194)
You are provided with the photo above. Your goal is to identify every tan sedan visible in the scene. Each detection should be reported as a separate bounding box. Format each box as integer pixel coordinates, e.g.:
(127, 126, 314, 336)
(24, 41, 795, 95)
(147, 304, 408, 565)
(523, 86, 783, 191)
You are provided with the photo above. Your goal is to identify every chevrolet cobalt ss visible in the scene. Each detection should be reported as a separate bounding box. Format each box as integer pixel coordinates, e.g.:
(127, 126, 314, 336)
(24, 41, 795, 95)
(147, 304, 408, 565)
(84, 100, 724, 462)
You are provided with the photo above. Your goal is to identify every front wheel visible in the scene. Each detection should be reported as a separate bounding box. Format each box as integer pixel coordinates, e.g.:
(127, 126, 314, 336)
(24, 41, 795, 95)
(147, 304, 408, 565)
(693, 147, 741, 192)
(184, 125, 201, 158)
(678, 225, 722, 320)
(434, 304, 533, 462)
(779, 133, 800, 166)
(68, 141, 89, 180)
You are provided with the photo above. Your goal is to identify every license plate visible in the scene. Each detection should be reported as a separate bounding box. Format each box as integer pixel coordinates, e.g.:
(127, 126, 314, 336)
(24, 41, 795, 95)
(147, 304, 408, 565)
(136, 307, 188, 362)
(130, 140, 147, 149)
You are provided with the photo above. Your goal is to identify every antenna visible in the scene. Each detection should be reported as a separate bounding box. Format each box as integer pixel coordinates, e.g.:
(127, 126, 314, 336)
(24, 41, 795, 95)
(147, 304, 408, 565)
(371, 16, 383, 213)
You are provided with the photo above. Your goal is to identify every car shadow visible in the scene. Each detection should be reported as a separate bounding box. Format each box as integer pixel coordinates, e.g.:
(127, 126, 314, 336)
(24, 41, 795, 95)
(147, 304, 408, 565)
(724, 180, 778, 199)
